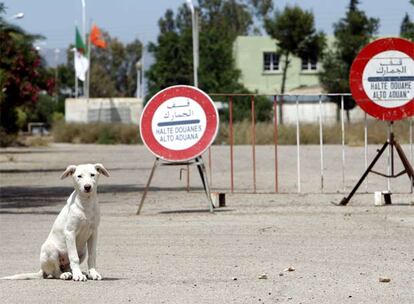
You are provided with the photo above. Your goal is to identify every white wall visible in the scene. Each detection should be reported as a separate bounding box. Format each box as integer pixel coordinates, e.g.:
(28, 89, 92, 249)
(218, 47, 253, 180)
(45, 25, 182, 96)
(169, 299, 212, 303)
(65, 98, 143, 124)
(281, 102, 366, 125)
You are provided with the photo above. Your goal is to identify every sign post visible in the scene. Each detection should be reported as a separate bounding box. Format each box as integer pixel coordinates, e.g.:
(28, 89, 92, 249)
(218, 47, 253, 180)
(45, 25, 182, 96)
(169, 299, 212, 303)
(137, 85, 219, 214)
(339, 37, 414, 206)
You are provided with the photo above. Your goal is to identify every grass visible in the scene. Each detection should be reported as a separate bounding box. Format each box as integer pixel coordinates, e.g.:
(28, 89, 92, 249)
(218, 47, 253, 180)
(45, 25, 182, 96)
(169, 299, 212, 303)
(52, 120, 412, 146)
(215, 119, 412, 145)
(52, 122, 141, 144)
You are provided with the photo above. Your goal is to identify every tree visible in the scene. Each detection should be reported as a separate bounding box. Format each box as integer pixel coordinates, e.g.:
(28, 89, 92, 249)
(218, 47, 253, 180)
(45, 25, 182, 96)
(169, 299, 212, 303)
(400, 10, 414, 40)
(146, 0, 272, 121)
(90, 34, 142, 97)
(59, 32, 142, 98)
(319, 0, 379, 121)
(263, 5, 326, 124)
(0, 3, 54, 145)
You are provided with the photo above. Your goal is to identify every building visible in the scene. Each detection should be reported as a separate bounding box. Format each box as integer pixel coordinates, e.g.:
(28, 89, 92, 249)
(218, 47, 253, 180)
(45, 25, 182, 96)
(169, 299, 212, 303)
(233, 36, 322, 95)
(233, 36, 365, 123)
(65, 98, 143, 124)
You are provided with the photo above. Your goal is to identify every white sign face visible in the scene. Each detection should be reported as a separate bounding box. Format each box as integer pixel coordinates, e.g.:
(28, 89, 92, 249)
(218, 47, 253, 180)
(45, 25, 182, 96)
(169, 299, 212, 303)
(362, 50, 414, 108)
(151, 96, 207, 151)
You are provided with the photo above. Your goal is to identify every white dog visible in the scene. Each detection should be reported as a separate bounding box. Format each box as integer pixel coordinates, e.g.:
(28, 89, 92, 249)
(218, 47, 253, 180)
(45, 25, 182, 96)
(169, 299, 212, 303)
(1, 163, 109, 281)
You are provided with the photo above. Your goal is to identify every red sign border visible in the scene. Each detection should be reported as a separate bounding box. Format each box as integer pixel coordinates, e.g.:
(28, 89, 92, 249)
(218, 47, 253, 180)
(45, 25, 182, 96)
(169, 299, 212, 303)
(140, 85, 219, 162)
(349, 37, 414, 121)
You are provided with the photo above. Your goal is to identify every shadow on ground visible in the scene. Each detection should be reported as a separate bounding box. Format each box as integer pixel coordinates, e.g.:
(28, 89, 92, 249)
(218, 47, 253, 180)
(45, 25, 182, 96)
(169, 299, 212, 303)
(0, 167, 150, 174)
(158, 209, 234, 214)
(0, 185, 204, 210)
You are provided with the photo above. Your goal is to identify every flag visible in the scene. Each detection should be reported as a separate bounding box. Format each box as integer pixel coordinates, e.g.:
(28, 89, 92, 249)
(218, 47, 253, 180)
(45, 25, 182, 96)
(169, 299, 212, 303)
(90, 24, 106, 48)
(74, 26, 89, 82)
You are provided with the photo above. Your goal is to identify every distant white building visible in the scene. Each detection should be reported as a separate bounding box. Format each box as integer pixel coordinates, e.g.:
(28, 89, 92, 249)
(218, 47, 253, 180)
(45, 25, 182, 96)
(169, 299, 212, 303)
(278, 95, 366, 125)
(65, 98, 143, 124)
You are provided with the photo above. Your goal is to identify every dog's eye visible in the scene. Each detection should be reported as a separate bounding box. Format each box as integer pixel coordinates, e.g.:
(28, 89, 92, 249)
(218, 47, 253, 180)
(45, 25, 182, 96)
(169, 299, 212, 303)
(90, 174, 95, 177)
(77, 175, 82, 178)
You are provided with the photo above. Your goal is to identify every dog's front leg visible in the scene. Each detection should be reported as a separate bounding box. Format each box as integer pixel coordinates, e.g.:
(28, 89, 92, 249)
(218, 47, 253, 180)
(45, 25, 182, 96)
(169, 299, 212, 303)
(87, 230, 102, 280)
(64, 226, 87, 281)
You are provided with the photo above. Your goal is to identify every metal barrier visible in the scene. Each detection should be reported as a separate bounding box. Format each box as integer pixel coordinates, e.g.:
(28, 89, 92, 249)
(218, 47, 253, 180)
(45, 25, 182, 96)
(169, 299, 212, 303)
(194, 93, 413, 194)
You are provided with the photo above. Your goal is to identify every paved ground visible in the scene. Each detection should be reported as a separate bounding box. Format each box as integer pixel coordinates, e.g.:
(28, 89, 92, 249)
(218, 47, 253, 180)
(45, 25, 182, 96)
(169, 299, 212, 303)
(0, 144, 413, 303)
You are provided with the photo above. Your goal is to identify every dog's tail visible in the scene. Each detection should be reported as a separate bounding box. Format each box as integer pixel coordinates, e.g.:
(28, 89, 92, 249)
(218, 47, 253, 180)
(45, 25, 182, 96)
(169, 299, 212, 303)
(1, 270, 43, 280)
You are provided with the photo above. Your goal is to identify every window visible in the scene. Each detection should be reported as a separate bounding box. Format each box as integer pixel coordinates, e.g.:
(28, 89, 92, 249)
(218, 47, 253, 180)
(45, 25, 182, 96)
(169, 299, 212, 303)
(263, 52, 279, 72)
(301, 57, 318, 71)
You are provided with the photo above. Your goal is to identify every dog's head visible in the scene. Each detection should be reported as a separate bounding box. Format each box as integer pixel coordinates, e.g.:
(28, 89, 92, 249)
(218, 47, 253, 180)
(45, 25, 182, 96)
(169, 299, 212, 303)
(61, 163, 110, 196)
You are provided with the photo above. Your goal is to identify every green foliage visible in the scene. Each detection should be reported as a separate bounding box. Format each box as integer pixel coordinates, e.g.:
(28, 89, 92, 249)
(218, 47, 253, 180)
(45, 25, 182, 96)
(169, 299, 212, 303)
(146, 0, 272, 121)
(15, 107, 28, 129)
(58, 33, 142, 98)
(12, 94, 61, 131)
(262, 5, 325, 124)
(264, 6, 326, 94)
(30, 94, 58, 124)
(0, 6, 54, 140)
(319, 0, 379, 112)
(0, 128, 17, 147)
(400, 13, 414, 41)
(91, 34, 142, 97)
(217, 95, 272, 122)
(96, 127, 117, 144)
(51, 112, 64, 123)
(264, 6, 325, 62)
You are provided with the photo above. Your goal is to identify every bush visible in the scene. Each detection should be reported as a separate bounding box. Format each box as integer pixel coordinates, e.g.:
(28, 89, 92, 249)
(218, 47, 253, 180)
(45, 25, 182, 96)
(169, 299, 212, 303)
(0, 127, 17, 147)
(51, 112, 64, 123)
(24, 136, 52, 147)
(52, 122, 141, 144)
(52, 120, 411, 146)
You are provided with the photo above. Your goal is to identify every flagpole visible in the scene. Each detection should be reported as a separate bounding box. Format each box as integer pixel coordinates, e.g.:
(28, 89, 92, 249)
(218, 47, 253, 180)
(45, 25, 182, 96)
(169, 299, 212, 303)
(75, 72, 78, 99)
(86, 20, 92, 100)
(75, 74, 78, 99)
(81, 0, 86, 97)
(74, 19, 78, 99)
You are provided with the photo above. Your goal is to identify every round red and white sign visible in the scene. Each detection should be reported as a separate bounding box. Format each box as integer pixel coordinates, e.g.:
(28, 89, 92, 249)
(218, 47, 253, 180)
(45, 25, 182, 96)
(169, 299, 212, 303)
(349, 37, 414, 121)
(140, 85, 219, 162)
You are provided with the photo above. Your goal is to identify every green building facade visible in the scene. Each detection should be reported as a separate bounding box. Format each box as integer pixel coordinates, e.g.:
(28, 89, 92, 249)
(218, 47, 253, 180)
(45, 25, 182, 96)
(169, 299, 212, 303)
(233, 36, 322, 95)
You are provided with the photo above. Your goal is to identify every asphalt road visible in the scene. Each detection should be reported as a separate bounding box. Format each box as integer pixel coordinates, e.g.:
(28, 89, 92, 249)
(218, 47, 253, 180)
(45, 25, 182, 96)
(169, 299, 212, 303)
(0, 144, 413, 303)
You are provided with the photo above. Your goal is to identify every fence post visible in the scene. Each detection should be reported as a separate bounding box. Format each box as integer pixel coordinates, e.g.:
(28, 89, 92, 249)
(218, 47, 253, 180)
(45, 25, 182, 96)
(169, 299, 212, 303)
(364, 113, 368, 192)
(251, 95, 256, 193)
(319, 95, 324, 192)
(274, 95, 279, 193)
(410, 117, 413, 193)
(296, 95, 301, 193)
(208, 147, 212, 188)
(229, 96, 234, 193)
(341, 95, 345, 192)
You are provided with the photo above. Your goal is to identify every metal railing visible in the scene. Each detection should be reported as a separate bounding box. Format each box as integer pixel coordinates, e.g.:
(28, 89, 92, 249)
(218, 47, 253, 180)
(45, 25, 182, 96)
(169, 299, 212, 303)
(198, 93, 413, 194)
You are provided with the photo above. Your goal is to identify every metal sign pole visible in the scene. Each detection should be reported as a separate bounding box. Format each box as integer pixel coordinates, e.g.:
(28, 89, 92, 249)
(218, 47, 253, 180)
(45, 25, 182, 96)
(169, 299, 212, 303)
(137, 158, 159, 215)
(138, 85, 219, 214)
(137, 157, 214, 215)
(364, 113, 368, 192)
(341, 37, 414, 205)
(410, 118, 413, 193)
(338, 128, 414, 206)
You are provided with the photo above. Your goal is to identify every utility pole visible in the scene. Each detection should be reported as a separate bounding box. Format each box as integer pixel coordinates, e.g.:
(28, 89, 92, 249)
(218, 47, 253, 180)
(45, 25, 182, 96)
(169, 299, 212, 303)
(54, 48, 60, 103)
(186, 0, 199, 87)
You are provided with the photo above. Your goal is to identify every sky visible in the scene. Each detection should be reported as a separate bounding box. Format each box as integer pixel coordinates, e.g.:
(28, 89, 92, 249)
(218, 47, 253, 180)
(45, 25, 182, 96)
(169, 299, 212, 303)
(3, 0, 414, 51)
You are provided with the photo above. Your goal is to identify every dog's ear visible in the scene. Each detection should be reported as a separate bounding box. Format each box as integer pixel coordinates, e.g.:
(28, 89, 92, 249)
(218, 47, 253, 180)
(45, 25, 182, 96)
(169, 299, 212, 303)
(95, 163, 110, 177)
(61, 165, 77, 180)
